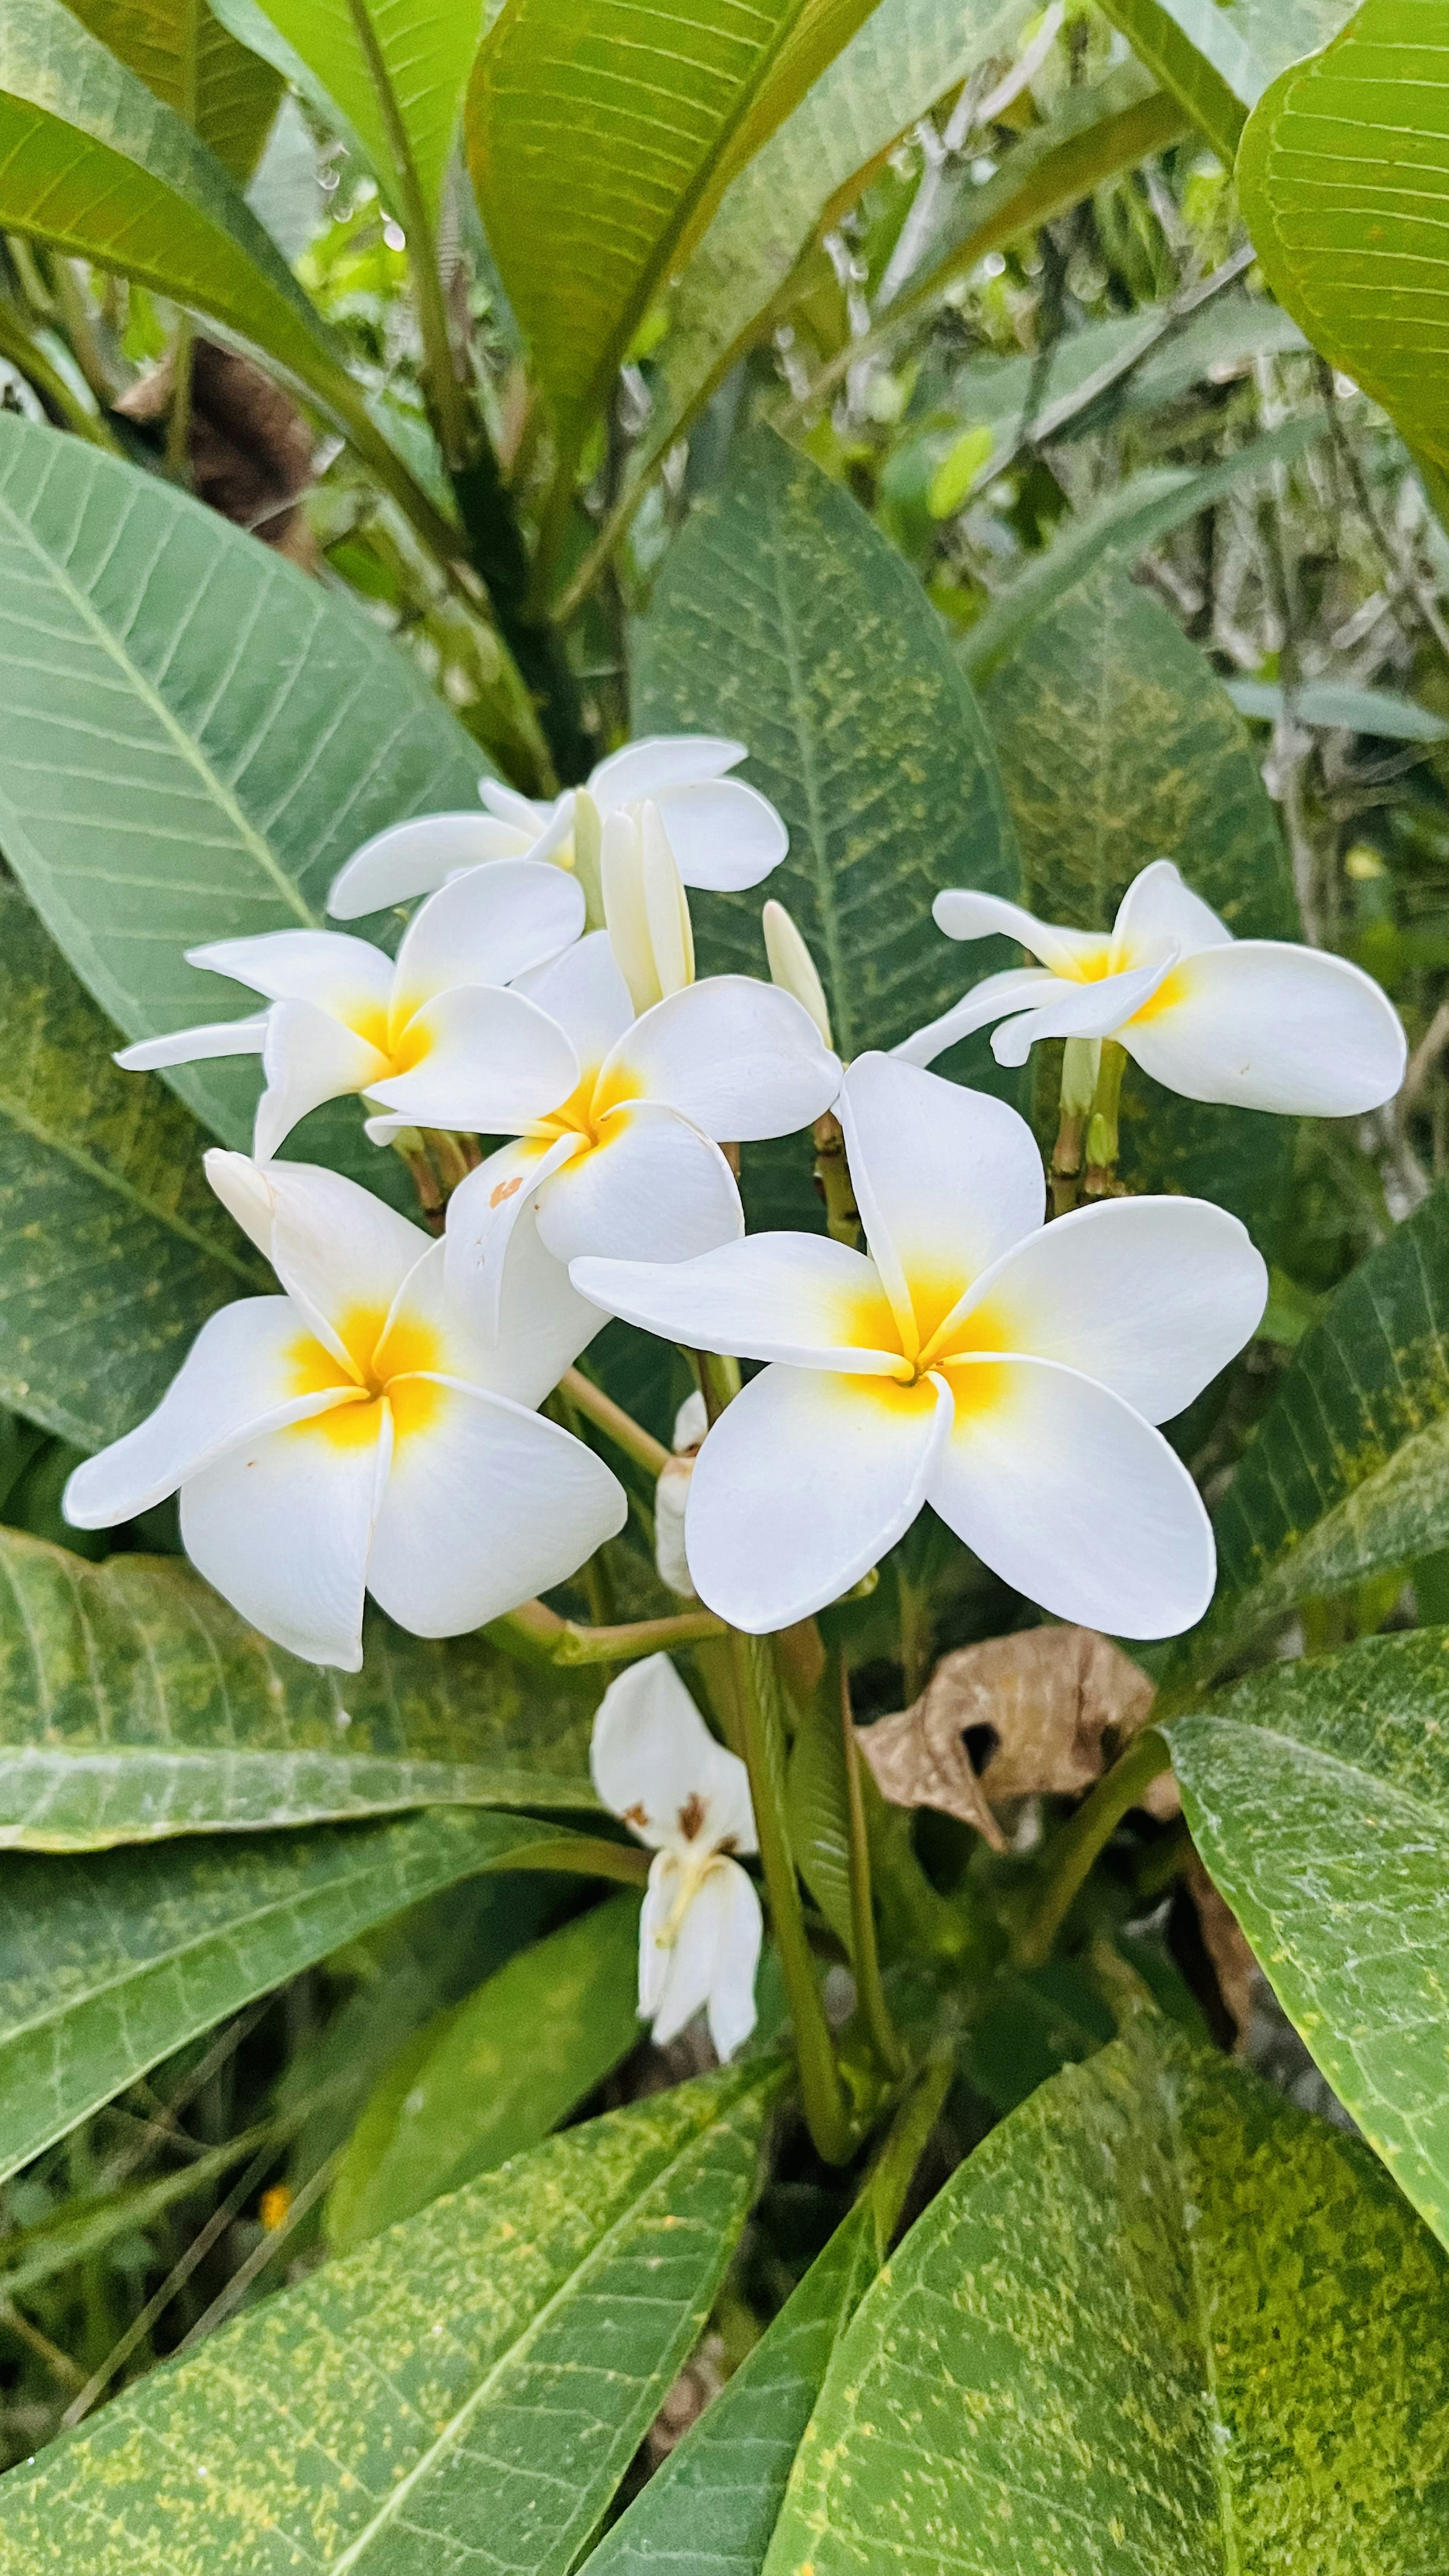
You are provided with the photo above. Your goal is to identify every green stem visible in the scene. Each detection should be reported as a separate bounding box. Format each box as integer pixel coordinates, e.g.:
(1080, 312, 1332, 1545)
(0, 305, 120, 448)
(860, 2049, 953, 2247)
(695, 1348, 742, 1425)
(1013, 1729, 1170, 1968)
(561, 1367, 671, 1476)
(486, 1599, 728, 1667)
(839, 1658, 904, 2079)
(813, 1111, 861, 1246)
(732, 1628, 854, 2165)
(508, 1834, 651, 1887)
(1083, 1038, 1128, 1198)
(165, 312, 193, 486)
(449, 442, 592, 786)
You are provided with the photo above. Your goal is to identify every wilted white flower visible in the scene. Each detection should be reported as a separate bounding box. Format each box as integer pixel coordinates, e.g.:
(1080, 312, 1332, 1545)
(592, 1654, 761, 2059)
(572, 1054, 1268, 1639)
(115, 862, 583, 1160)
(64, 1156, 622, 1670)
(327, 736, 788, 917)
(896, 859, 1406, 1113)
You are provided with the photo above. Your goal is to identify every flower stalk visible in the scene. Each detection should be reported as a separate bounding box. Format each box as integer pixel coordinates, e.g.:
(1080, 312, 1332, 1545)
(1013, 1728, 1171, 1969)
(839, 1655, 905, 2080)
(1083, 1039, 1128, 1200)
(812, 1109, 861, 1245)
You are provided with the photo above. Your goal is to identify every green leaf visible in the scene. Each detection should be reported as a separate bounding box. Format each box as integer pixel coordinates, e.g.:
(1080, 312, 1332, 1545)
(0, 2, 455, 547)
(785, 1696, 855, 1956)
(766, 2019, 1449, 2571)
(0, 2062, 781, 2571)
(980, 565, 1296, 1239)
(0, 413, 482, 1176)
(1166, 1628, 1449, 2247)
(1178, 1177, 1449, 1678)
(960, 410, 1331, 684)
(0, 887, 270, 1452)
(1226, 676, 1449, 740)
(1238, 0, 1449, 477)
(234, 0, 482, 233)
(0, 1805, 615, 2182)
(0, 1527, 600, 1850)
(0, 2128, 263, 2301)
(67, 0, 284, 180)
(635, 428, 1018, 1227)
(584, 2191, 884, 2576)
(467, 0, 882, 474)
(326, 1892, 643, 2248)
(1100, 0, 1355, 162)
(600, 0, 1032, 521)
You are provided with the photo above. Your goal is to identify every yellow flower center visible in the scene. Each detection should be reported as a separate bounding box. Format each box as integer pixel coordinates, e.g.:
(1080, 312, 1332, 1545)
(285, 1303, 445, 1449)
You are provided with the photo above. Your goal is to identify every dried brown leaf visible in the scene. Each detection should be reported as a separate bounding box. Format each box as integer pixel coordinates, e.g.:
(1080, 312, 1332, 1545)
(1185, 1855, 1257, 2050)
(115, 341, 315, 558)
(856, 1625, 1157, 1851)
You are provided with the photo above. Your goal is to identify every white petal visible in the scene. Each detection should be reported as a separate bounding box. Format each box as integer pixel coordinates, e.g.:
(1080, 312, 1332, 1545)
(988, 949, 1177, 1067)
(703, 1859, 763, 2060)
(203, 1147, 276, 1260)
(591, 1652, 755, 1854)
(838, 1054, 1043, 1357)
(188, 929, 394, 1016)
(391, 1213, 601, 1404)
(480, 780, 556, 833)
(673, 1390, 708, 1450)
(365, 986, 579, 1132)
(941, 1196, 1267, 1421)
(389, 859, 584, 1022)
(589, 735, 745, 808)
(443, 1135, 584, 1342)
(603, 978, 840, 1140)
(115, 1015, 269, 1070)
(365, 1384, 624, 1637)
(929, 1355, 1215, 1638)
(180, 1401, 391, 1670)
(1111, 858, 1231, 964)
(328, 812, 529, 918)
(649, 778, 787, 893)
(639, 1851, 681, 2022)
(512, 931, 635, 1068)
(569, 1233, 904, 1370)
(685, 1364, 952, 1632)
(932, 889, 1109, 975)
(654, 1457, 696, 1597)
(240, 1159, 431, 1372)
(534, 1104, 743, 1267)
(651, 1859, 762, 2054)
(63, 1299, 357, 1527)
(640, 802, 694, 999)
(890, 969, 1058, 1069)
(255, 998, 390, 1160)
(1119, 941, 1408, 1115)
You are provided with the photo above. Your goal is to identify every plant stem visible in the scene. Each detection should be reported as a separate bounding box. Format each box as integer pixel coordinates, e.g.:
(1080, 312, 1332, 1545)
(561, 1368, 671, 1476)
(1082, 1038, 1128, 1199)
(450, 442, 592, 787)
(860, 2049, 953, 2247)
(695, 1349, 742, 1424)
(165, 315, 194, 484)
(1013, 1729, 1170, 1968)
(731, 1629, 854, 2164)
(0, 304, 120, 448)
(839, 1658, 904, 2078)
(813, 1111, 861, 1246)
(487, 1599, 728, 1666)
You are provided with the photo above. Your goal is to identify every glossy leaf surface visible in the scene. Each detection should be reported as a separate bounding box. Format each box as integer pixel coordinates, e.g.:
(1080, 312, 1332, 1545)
(0, 2064, 780, 2570)
(68, 0, 284, 177)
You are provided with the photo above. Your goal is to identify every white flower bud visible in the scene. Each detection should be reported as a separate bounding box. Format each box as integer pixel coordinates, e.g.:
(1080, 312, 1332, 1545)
(654, 1390, 708, 1599)
(762, 899, 832, 1047)
(602, 802, 694, 1015)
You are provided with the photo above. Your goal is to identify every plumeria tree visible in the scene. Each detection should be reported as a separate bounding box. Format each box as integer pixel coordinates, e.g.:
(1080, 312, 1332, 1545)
(1, 0, 1449, 2563)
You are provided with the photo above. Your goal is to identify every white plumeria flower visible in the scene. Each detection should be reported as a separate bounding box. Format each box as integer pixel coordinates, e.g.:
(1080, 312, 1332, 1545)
(592, 1654, 761, 2060)
(435, 933, 841, 1333)
(327, 736, 788, 918)
(63, 1155, 623, 1671)
(655, 1391, 708, 1599)
(897, 858, 1406, 1114)
(115, 861, 585, 1161)
(572, 1055, 1270, 1640)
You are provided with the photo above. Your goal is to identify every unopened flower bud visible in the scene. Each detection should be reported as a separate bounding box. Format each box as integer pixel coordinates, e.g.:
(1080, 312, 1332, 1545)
(654, 1390, 707, 1598)
(570, 788, 605, 928)
(762, 899, 832, 1047)
(602, 802, 695, 1015)
(1060, 1036, 1100, 1120)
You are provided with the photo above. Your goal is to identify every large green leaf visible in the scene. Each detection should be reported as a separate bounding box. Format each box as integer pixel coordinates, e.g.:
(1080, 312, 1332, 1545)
(1167, 1629, 1449, 2247)
(767, 2019, 1449, 2571)
(635, 428, 1018, 1227)
(585, 2191, 883, 2575)
(1179, 1178, 1449, 1677)
(0, 2062, 780, 2570)
(326, 1891, 642, 2247)
(0, 413, 481, 1179)
(0, 889, 268, 1452)
(0, 1527, 599, 1851)
(981, 564, 1296, 1240)
(68, 0, 283, 180)
(600, 0, 1033, 526)
(1238, 0, 1449, 478)
(1101, 0, 1355, 161)
(226, 0, 481, 237)
(0, 0, 451, 539)
(0, 1805, 620, 2182)
(467, 0, 882, 475)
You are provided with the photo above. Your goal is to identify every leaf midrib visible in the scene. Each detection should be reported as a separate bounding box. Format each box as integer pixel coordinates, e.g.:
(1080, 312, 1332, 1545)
(1176, 1712, 1449, 1842)
(325, 2073, 772, 2573)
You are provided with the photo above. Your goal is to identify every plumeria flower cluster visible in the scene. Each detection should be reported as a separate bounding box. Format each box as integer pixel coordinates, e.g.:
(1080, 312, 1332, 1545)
(897, 858, 1406, 1113)
(591, 1654, 761, 2060)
